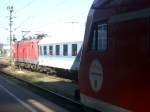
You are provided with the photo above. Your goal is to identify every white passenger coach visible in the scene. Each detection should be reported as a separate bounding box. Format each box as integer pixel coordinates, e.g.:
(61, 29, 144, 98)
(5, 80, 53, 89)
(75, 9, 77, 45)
(38, 36, 82, 72)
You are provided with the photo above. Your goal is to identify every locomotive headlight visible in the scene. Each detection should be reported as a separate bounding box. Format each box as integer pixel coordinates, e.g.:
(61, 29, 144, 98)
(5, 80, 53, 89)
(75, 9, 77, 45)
(89, 59, 103, 92)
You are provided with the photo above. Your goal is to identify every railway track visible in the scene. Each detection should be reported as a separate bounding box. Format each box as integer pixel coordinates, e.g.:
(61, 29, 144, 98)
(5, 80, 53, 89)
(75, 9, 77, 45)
(0, 68, 98, 112)
(0, 57, 78, 82)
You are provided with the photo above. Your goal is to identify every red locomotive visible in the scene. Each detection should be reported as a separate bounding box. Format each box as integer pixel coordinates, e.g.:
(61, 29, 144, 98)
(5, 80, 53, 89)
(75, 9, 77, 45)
(79, 0, 150, 111)
(12, 36, 82, 81)
(13, 38, 40, 70)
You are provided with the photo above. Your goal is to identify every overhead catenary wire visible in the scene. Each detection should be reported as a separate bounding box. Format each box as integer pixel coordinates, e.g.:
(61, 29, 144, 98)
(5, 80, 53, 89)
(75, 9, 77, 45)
(0, 0, 92, 43)
(14, 0, 38, 15)
(12, 0, 71, 33)
(14, 16, 34, 31)
(54, 0, 69, 7)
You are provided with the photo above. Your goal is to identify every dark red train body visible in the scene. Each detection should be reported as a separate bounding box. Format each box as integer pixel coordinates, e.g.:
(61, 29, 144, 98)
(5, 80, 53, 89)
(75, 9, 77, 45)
(79, 0, 150, 111)
(13, 38, 40, 69)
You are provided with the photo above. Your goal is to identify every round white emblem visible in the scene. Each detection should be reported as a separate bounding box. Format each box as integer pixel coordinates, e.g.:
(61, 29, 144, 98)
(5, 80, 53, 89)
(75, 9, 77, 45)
(89, 59, 103, 92)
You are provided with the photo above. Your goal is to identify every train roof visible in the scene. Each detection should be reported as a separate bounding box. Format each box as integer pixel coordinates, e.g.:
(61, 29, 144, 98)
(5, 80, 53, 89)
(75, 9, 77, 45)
(15, 38, 40, 45)
(92, 0, 150, 10)
(92, 0, 129, 8)
(38, 36, 83, 45)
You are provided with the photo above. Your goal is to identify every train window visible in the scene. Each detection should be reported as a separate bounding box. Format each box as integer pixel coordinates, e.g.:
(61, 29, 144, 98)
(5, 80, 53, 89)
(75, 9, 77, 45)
(91, 30, 97, 50)
(49, 46, 53, 55)
(39, 46, 42, 55)
(72, 44, 77, 56)
(90, 23, 108, 52)
(56, 45, 60, 56)
(98, 24, 107, 51)
(63, 44, 68, 56)
(43, 46, 47, 55)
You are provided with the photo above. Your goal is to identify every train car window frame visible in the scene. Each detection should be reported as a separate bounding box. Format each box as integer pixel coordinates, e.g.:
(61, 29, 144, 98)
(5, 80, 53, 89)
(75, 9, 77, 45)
(89, 22, 108, 52)
(72, 44, 77, 56)
(63, 44, 68, 56)
(49, 45, 53, 56)
(91, 28, 97, 51)
(97, 24, 108, 51)
(56, 45, 60, 56)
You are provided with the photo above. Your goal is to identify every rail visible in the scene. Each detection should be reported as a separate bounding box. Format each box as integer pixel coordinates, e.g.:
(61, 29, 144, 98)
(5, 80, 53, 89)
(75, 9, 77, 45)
(0, 70, 98, 112)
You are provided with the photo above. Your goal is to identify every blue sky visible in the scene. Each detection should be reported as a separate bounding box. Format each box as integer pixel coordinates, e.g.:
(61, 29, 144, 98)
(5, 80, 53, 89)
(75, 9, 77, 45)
(0, 0, 94, 43)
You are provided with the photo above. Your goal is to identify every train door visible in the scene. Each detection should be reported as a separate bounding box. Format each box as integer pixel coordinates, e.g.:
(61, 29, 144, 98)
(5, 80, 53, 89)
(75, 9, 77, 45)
(79, 22, 109, 104)
(87, 23, 108, 93)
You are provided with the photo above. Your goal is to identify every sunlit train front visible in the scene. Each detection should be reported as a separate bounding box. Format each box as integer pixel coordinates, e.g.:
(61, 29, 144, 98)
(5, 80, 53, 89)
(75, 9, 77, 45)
(79, 0, 150, 111)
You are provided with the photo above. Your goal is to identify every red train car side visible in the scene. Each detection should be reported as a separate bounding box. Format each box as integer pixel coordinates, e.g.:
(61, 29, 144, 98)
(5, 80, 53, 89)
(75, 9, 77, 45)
(13, 38, 40, 69)
(79, 0, 150, 111)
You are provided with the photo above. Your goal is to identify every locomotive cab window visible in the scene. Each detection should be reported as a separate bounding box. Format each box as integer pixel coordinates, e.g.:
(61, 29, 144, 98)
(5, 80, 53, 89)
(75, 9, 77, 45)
(90, 23, 108, 52)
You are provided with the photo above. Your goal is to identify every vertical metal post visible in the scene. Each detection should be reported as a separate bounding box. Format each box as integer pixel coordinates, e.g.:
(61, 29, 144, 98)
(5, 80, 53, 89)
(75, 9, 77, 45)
(7, 6, 14, 66)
